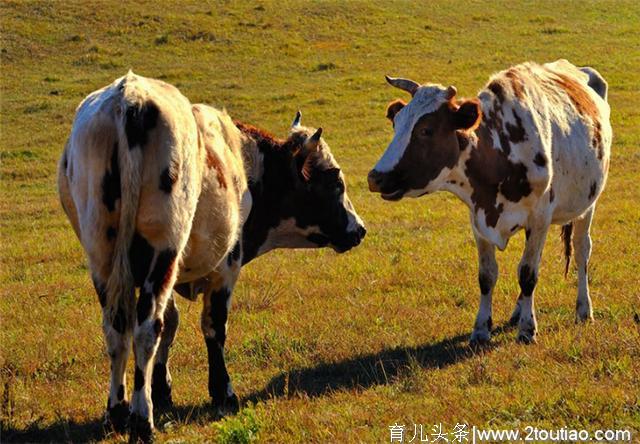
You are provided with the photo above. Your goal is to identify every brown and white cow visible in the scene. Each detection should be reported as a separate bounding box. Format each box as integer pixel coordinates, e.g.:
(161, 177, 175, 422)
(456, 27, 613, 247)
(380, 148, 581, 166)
(368, 60, 611, 345)
(58, 72, 365, 442)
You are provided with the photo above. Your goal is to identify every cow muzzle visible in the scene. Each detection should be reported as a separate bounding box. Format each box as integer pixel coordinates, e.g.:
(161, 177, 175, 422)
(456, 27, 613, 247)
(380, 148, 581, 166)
(333, 224, 367, 253)
(367, 169, 405, 201)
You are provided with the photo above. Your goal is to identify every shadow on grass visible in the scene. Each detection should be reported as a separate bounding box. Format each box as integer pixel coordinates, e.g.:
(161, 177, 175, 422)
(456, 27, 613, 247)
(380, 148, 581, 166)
(244, 324, 512, 403)
(2, 418, 107, 443)
(2, 325, 512, 441)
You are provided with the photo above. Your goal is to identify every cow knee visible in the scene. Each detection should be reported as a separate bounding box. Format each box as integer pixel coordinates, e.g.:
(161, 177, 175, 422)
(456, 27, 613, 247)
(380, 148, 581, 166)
(478, 270, 497, 295)
(92, 276, 107, 307)
(518, 264, 537, 296)
(103, 323, 128, 357)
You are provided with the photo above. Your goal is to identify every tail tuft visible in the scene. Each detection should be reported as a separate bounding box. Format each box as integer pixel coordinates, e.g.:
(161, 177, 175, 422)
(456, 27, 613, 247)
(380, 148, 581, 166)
(560, 223, 573, 277)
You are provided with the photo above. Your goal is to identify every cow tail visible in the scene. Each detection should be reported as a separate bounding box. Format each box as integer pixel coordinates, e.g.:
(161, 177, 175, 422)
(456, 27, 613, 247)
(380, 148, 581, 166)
(104, 75, 147, 328)
(560, 223, 573, 277)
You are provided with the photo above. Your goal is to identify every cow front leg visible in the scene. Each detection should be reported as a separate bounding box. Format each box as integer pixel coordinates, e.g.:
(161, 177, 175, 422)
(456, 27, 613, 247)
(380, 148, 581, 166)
(470, 233, 498, 344)
(201, 249, 241, 417)
(516, 221, 550, 344)
(152, 295, 179, 409)
(130, 249, 179, 443)
(573, 208, 595, 322)
(94, 278, 132, 434)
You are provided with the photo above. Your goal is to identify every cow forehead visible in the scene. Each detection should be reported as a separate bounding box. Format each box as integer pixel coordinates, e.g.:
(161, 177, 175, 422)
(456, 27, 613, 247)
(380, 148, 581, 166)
(411, 84, 450, 112)
(395, 84, 451, 136)
(374, 84, 449, 173)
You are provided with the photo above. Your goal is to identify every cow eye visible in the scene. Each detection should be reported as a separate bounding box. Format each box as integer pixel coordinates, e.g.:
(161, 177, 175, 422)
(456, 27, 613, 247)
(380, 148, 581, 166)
(420, 127, 434, 137)
(335, 182, 345, 195)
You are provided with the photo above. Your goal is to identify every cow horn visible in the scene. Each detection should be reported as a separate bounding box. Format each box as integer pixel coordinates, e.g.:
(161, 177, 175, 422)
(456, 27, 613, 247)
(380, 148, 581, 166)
(385, 76, 420, 96)
(445, 85, 457, 100)
(292, 110, 302, 128)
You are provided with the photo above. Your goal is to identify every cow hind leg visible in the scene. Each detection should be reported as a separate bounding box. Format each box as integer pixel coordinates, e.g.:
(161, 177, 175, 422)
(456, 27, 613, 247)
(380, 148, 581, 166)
(508, 229, 533, 326)
(508, 294, 523, 326)
(103, 314, 132, 434)
(91, 276, 132, 434)
(151, 295, 179, 409)
(516, 218, 550, 344)
(130, 246, 179, 443)
(572, 208, 595, 322)
(470, 234, 498, 345)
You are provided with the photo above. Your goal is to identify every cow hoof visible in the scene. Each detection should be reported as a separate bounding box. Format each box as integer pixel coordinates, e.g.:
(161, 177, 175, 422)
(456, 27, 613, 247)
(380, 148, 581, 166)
(575, 309, 594, 323)
(104, 401, 129, 434)
(516, 332, 537, 344)
(517, 318, 537, 344)
(575, 313, 594, 323)
(129, 413, 154, 444)
(213, 393, 240, 418)
(469, 330, 491, 346)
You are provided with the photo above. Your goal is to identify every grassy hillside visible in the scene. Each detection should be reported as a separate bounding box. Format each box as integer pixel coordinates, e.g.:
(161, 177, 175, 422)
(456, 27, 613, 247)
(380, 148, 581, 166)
(1, 1, 639, 442)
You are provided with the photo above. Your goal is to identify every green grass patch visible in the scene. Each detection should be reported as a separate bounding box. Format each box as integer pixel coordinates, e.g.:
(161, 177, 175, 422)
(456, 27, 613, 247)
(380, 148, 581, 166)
(214, 407, 261, 444)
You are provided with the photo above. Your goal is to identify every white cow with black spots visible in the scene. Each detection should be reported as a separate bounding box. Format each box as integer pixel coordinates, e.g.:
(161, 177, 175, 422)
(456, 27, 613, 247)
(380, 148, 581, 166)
(368, 60, 611, 344)
(59, 72, 365, 442)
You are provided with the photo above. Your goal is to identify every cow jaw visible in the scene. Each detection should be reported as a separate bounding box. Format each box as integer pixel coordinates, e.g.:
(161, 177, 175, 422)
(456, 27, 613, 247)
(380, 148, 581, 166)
(381, 189, 405, 201)
(257, 218, 323, 256)
(404, 166, 456, 198)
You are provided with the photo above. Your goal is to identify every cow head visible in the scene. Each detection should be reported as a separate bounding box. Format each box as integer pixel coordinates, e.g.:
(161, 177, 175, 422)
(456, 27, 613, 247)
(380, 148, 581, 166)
(368, 76, 481, 200)
(278, 111, 366, 253)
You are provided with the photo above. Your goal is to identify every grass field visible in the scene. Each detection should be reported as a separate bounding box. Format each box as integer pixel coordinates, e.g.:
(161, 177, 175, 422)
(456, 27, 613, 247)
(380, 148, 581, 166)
(1, 1, 639, 442)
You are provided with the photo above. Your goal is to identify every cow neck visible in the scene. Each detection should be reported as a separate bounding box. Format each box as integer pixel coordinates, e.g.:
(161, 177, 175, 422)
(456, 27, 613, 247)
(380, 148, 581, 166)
(237, 124, 298, 263)
(440, 130, 478, 210)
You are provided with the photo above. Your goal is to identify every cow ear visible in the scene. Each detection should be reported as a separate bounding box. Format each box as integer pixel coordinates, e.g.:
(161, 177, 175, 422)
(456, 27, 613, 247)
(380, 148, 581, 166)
(299, 128, 323, 181)
(386, 99, 406, 123)
(453, 100, 481, 131)
(304, 127, 322, 152)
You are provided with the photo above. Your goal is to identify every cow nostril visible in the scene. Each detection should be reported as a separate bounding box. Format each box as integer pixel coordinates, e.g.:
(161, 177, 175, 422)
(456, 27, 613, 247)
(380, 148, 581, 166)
(358, 225, 367, 239)
(367, 170, 382, 193)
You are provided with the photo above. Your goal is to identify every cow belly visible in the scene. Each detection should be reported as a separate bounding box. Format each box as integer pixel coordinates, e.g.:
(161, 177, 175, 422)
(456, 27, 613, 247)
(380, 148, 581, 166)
(550, 146, 606, 224)
(177, 173, 241, 283)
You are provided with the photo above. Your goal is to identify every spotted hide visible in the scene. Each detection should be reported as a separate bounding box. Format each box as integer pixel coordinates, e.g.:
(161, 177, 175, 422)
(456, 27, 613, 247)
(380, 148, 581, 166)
(368, 59, 611, 344)
(59, 74, 365, 441)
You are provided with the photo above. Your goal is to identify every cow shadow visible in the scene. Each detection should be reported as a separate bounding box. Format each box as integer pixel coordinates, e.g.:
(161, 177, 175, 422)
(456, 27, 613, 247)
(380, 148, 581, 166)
(243, 325, 509, 403)
(2, 324, 511, 441)
(2, 418, 107, 443)
(168, 323, 512, 422)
